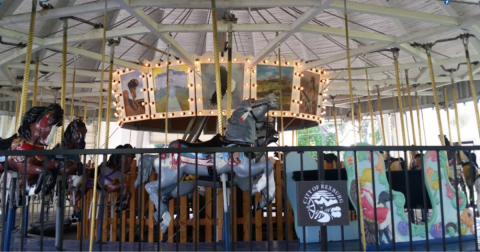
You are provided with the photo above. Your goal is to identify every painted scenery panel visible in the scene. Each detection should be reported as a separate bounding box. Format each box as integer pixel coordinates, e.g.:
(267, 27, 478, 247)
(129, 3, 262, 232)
(299, 71, 320, 115)
(200, 63, 245, 110)
(152, 65, 190, 113)
(256, 65, 293, 111)
(120, 71, 146, 117)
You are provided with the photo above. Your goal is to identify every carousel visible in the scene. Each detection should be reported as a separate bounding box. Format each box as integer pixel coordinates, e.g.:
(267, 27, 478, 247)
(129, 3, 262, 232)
(0, 0, 480, 251)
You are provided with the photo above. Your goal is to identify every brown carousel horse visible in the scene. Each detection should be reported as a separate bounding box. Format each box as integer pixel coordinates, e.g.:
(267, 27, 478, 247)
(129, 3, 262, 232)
(0, 104, 64, 196)
(71, 144, 135, 219)
(51, 119, 87, 187)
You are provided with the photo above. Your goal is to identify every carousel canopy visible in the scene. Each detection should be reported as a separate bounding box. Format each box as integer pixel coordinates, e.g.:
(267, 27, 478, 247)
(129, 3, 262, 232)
(0, 0, 480, 131)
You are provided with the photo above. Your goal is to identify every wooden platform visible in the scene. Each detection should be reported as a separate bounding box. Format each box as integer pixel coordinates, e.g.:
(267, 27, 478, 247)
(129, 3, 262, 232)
(7, 233, 480, 251)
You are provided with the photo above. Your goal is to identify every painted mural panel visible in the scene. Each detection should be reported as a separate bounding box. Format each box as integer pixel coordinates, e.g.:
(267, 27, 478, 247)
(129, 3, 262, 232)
(200, 63, 245, 110)
(343, 143, 474, 249)
(152, 65, 190, 113)
(299, 71, 320, 115)
(120, 71, 146, 117)
(256, 65, 293, 111)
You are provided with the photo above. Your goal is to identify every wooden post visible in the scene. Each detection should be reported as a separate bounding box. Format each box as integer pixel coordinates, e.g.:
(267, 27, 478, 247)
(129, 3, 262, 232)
(205, 187, 212, 242)
(147, 174, 156, 242)
(111, 192, 118, 242)
(255, 193, 262, 241)
(180, 196, 188, 242)
(168, 200, 174, 243)
(242, 191, 250, 241)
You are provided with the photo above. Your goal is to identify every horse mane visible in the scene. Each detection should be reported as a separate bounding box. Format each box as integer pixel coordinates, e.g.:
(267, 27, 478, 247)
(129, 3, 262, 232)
(61, 119, 86, 148)
(18, 103, 63, 140)
(107, 144, 133, 168)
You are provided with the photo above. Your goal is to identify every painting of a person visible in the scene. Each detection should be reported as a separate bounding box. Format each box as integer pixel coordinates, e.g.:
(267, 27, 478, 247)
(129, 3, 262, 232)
(299, 71, 319, 115)
(123, 79, 145, 116)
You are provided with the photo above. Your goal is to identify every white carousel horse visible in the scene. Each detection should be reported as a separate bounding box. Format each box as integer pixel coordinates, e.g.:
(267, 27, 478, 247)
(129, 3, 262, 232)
(134, 93, 279, 232)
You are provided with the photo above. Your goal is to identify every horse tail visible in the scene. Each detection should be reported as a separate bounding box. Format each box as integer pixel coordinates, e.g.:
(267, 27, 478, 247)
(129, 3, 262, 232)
(134, 155, 155, 188)
(0, 134, 17, 150)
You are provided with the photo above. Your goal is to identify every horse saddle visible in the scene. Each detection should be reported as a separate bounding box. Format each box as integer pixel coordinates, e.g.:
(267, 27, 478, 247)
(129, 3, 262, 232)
(171, 135, 245, 169)
(174, 134, 224, 148)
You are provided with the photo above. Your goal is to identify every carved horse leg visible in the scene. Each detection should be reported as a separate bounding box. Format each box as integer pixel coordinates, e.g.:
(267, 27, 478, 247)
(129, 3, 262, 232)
(232, 158, 274, 194)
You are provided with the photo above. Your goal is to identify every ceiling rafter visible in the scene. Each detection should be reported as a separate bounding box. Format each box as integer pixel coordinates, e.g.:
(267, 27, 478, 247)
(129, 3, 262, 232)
(0, 0, 463, 26)
(115, 0, 195, 68)
(300, 16, 480, 71)
(249, 0, 334, 66)
(0, 27, 147, 72)
(322, 53, 480, 79)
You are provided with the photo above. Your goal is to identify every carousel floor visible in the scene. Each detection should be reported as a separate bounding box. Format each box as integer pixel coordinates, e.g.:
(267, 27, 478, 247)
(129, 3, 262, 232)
(7, 234, 480, 251)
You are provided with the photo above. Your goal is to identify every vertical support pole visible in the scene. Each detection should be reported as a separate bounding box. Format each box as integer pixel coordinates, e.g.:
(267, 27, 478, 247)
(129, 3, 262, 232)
(4, 176, 17, 252)
(392, 48, 406, 146)
(405, 70, 416, 146)
(90, 1, 109, 249)
(278, 45, 284, 146)
(451, 73, 461, 145)
(17, 0, 37, 128)
(461, 35, 480, 140)
(211, 0, 223, 135)
(364, 57, 375, 145)
(376, 86, 386, 145)
(221, 173, 230, 251)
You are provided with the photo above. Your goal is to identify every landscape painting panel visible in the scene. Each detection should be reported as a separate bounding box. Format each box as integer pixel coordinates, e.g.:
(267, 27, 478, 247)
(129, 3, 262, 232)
(256, 65, 293, 111)
(152, 65, 190, 113)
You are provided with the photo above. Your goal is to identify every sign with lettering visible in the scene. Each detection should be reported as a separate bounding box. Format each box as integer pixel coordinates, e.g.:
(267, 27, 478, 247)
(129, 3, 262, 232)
(296, 180, 349, 226)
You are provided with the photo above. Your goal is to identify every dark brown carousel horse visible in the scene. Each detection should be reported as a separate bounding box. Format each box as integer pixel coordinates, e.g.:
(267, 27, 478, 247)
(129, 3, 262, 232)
(51, 119, 87, 187)
(0, 104, 64, 196)
(72, 144, 135, 219)
(47, 119, 87, 220)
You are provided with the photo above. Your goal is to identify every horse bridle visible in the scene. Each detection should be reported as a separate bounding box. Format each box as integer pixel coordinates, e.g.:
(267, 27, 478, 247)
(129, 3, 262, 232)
(247, 100, 274, 131)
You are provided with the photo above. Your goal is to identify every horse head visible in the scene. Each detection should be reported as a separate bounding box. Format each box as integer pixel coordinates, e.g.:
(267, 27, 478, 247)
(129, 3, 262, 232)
(225, 93, 279, 144)
(107, 144, 135, 171)
(18, 103, 64, 146)
(62, 119, 87, 150)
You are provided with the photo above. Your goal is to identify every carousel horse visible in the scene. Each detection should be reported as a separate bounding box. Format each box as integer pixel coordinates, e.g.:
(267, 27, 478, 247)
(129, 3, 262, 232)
(46, 119, 87, 219)
(73, 144, 135, 216)
(134, 93, 279, 233)
(0, 104, 64, 196)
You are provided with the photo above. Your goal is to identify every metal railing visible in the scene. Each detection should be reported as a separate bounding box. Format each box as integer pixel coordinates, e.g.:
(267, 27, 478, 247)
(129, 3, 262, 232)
(0, 144, 479, 251)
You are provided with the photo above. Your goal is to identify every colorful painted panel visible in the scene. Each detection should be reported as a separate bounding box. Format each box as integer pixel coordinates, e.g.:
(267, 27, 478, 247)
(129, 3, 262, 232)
(152, 65, 190, 113)
(299, 71, 320, 115)
(423, 151, 474, 238)
(344, 144, 474, 249)
(199, 63, 245, 110)
(256, 65, 293, 111)
(120, 71, 147, 117)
